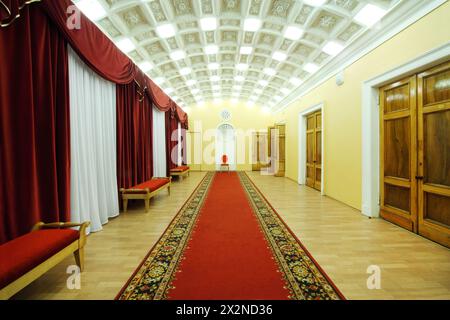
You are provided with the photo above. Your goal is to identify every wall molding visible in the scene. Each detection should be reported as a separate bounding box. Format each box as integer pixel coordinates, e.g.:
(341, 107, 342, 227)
(273, 0, 447, 114)
(298, 102, 325, 195)
(361, 43, 450, 218)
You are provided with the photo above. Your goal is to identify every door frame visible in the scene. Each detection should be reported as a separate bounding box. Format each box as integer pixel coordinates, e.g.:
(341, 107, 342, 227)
(361, 43, 450, 218)
(298, 102, 325, 195)
(215, 122, 236, 171)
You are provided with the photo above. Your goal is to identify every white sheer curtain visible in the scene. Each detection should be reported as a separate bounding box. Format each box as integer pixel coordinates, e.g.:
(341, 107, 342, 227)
(68, 46, 119, 233)
(152, 105, 167, 177)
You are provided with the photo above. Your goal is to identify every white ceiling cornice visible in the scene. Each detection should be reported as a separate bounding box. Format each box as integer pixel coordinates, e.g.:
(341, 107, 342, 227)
(273, 0, 448, 114)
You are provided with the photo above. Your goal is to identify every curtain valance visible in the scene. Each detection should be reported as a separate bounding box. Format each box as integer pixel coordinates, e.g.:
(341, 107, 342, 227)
(41, 0, 136, 84)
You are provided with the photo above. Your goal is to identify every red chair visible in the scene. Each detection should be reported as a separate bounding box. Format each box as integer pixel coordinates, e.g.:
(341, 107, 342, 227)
(220, 154, 230, 172)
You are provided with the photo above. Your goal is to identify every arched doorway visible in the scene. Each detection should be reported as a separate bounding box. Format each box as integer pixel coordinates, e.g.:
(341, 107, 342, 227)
(216, 123, 236, 171)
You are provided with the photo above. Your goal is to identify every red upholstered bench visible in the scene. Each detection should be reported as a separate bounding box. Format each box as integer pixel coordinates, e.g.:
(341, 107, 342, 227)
(120, 177, 171, 212)
(0, 221, 90, 300)
(170, 166, 190, 179)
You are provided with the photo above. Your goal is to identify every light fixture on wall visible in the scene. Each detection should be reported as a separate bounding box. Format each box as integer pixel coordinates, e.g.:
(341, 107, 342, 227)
(354, 4, 388, 27)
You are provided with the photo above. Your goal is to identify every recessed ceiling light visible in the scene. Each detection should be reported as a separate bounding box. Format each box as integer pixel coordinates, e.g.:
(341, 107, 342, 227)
(274, 95, 283, 102)
(354, 4, 387, 27)
(204, 45, 219, 55)
(200, 17, 217, 31)
(210, 75, 220, 82)
(237, 63, 249, 71)
(262, 106, 271, 114)
(197, 100, 205, 107)
(232, 92, 240, 97)
(138, 61, 152, 72)
(191, 88, 200, 94)
(254, 88, 263, 94)
(116, 38, 135, 53)
(240, 46, 253, 55)
(290, 77, 303, 86)
(186, 79, 197, 86)
(258, 79, 269, 86)
(249, 96, 258, 101)
(281, 88, 290, 95)
(170, 50, 185, 61)
(212, 85, 220, 90)
(180, 67, 191, 75)
(233, 85, 242, 91)
(164, 87, 174, 94)
(283, 25, 304, 41)
(213, 91, 220, 97)
(243, 18, 262, 32)
(272, 51, 287, 62)
(75, 0, 106, 21)
(263, 68, 276, 76)
(323, 41, 344, 56)
(208, 63, 220, 70)
(156, 23, 176, 38)
(154, 77, 165, 85)
(231, 98, 238, 104)
(171, 95, 179, 100)
(303, 63, 319, 74)
(213, 98, 222, 104)
(234, 75, 245, 82)
(247, 101, 255, 108)
(303, 0, 326, 6)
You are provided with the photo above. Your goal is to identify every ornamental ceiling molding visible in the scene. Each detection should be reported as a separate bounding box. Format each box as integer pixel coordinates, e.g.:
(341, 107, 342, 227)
(73, 0, 444, 111)
(273, 0, 448, 113)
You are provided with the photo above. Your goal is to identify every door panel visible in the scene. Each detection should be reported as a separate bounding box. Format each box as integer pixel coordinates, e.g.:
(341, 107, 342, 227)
(306, 116, 315, 188)
(380, 75, 417, 232)
(305, 111, 321, 191)
(418, 61, 450, 248)
(275, 124, 286, 177)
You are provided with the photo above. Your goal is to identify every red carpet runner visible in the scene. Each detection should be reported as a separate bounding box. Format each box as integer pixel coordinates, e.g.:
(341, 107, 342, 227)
(117, 172, 343, 300)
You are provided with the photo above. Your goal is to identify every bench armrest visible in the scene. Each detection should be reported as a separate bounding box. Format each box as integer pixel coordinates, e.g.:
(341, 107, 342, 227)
(32, 221, 90, 248)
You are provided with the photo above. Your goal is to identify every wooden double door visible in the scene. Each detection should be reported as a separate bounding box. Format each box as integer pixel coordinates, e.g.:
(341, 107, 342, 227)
(306, 111, 322, 191)
(380, 61, 450, 248)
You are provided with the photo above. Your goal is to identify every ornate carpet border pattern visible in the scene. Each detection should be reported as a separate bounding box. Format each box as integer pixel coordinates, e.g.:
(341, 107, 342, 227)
(238, 172, 344, 300)
(116, 172, 215, 300)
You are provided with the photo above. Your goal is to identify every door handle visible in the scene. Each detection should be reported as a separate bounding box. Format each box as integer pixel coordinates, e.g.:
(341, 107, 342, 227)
(415, 176, 424, 180)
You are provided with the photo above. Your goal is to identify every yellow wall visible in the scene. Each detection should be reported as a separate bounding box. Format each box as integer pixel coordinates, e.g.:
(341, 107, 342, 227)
(274, 2, 450, 210)
(186, 101, 274, 171)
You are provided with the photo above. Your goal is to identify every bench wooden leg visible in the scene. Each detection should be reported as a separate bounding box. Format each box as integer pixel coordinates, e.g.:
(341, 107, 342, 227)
(144, 199, 150, 212)
(123, 198, 128, 212)
(74, 248, 85, 272)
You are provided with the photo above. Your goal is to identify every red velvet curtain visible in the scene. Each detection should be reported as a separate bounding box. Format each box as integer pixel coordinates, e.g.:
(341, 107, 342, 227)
(0, 5, 70, 244)
(165, 108, 179, 175)
(116, 82, 153, 190)
(41, 0, 136, 84)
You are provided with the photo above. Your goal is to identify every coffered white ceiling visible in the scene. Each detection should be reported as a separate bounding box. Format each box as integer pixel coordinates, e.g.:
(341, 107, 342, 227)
(75, 0, 405, 110)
